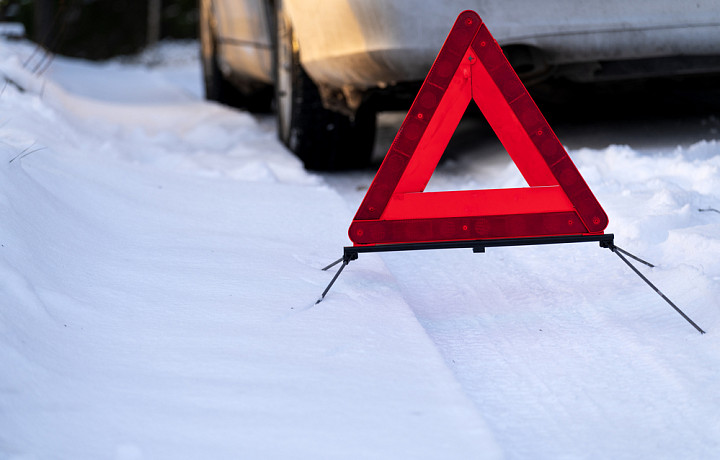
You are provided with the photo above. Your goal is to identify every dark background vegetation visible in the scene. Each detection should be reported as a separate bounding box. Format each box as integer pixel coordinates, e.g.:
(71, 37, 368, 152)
(1, 0, 199, 59)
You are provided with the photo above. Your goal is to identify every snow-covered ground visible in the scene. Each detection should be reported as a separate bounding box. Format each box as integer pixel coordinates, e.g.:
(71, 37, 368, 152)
(1, 38, 719, 459)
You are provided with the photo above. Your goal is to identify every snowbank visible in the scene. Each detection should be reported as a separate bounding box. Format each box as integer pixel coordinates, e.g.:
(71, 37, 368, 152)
(0, 41, 501, 459)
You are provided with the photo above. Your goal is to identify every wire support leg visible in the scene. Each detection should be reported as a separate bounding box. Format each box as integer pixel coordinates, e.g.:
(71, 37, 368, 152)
(316, 259, 350, 304)
(612, 248, 705, 334)
(613, 245, 655, 268)
(322, 257, 345, 271)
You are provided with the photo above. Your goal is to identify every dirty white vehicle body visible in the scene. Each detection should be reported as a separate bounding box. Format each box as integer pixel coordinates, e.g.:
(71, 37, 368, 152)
(200, 0, 720, 169)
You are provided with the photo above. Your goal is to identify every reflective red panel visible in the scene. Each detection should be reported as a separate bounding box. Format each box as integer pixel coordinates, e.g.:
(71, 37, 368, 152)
(351, 212, 589, 246)
(354, 150, 409, 220)
(349, 10, 609, 246)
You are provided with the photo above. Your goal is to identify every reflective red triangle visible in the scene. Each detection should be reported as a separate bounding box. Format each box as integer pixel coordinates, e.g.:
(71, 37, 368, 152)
(349, 10, 608, 246)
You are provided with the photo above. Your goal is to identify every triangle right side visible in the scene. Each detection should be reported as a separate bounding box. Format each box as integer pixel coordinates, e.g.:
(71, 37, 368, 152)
(470, 24, 609, 234)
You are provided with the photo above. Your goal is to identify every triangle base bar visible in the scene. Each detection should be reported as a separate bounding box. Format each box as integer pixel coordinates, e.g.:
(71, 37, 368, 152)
(317, 233, 706, 335)
(346, 234, 613, 256)
(316, 234, 613, 304)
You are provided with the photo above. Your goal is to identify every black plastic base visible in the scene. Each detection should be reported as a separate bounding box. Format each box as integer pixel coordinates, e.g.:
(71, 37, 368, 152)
(318, 232, 705, 334)
(317, 234, 614, 303)
(344, 234, 614, 258)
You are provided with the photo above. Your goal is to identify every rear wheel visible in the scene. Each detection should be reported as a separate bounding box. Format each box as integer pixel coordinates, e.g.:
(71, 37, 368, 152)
(274, 2, 376, 170)
(199, 0, 272, 112)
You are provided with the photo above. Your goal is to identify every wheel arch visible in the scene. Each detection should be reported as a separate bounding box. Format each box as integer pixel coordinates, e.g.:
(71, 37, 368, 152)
(268, 0, 372, 117)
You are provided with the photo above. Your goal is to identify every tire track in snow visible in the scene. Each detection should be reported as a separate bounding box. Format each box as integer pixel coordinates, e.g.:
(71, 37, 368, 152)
(321, 85, 720, 460)
(374, 243, 717, 460)
(318, 166, 717, 458)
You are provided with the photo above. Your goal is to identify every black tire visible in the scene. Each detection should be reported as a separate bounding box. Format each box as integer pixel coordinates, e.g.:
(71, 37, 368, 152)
(199, 0, 272, 112)
(274, 2, 376, 170)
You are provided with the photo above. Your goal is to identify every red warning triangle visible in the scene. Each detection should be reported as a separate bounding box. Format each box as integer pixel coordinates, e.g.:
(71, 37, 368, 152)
(349, 10, 608, 246)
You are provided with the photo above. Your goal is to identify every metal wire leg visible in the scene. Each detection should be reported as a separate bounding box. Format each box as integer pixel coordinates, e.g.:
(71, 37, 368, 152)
(612, 247, 705, 334)
(316, 258, 350, 304)
(322, 257, 345, 271)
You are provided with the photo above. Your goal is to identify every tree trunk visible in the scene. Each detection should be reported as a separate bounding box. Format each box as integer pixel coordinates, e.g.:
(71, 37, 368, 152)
(147, 0, 161, 45)
(33, 0, 56, 48)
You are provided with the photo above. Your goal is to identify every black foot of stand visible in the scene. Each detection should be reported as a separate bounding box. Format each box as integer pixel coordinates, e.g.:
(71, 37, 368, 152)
(318, 233, 705, 334)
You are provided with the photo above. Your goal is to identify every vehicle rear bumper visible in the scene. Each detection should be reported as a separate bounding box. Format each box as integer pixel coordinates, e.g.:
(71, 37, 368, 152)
(285, 0, 720, 87)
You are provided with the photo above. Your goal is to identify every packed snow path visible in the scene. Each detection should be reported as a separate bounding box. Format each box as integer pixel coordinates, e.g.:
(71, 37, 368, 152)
(1, 39, 719, 459)
(327, 91, 720, 459)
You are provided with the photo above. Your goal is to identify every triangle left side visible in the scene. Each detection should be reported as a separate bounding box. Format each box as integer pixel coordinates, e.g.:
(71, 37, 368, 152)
(351, 11, 483, 227)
